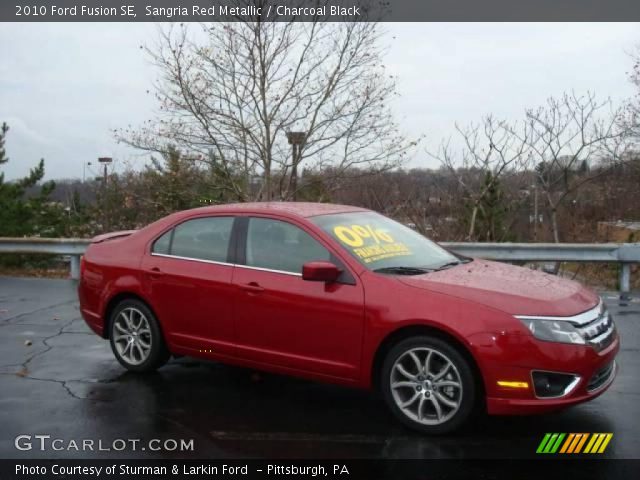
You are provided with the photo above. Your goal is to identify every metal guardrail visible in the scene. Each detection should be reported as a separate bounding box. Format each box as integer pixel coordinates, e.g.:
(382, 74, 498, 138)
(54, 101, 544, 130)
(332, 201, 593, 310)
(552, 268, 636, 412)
(0, 237, 637, 293)
(440, 242, 638, 295)
(0, 237, 89, 280)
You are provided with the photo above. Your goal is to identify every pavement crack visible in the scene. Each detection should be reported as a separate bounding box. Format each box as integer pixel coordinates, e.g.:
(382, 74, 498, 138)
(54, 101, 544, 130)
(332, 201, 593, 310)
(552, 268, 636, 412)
(0, 322, 50, 328)
(4, 373, 85, 400)
(0, 299, 77, 325)
(60, 318, 92, 334)
(9, 317, 82, 399)
(21, 318, 76, 369)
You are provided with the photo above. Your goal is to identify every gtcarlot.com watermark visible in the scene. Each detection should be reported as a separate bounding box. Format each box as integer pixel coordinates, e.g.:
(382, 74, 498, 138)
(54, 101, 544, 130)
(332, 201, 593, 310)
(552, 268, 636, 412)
(15, 434, 194, 452)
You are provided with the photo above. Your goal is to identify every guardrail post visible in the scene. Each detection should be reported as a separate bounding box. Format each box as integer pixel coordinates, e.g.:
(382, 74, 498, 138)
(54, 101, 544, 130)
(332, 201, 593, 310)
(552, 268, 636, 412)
(619, 263, 631, 299)
(70, 255, 80, 280)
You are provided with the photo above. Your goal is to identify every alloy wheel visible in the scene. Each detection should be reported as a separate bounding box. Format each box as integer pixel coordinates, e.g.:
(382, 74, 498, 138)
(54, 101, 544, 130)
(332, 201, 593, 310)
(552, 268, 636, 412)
(112, 307, 152, 366)
(390, 347, 463, 425)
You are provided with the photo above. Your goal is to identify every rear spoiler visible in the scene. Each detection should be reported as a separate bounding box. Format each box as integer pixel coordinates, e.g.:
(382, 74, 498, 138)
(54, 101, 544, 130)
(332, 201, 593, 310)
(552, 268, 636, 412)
(91, 230, 137, 243)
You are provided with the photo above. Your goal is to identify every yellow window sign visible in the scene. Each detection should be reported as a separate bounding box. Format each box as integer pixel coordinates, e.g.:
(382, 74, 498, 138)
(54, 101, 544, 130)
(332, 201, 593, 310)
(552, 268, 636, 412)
(333, 224, 412, 263)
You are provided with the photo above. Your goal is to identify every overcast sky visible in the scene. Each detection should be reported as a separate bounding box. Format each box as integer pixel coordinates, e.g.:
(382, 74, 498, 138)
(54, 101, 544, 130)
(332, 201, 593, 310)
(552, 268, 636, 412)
(0, 22, 638, 180)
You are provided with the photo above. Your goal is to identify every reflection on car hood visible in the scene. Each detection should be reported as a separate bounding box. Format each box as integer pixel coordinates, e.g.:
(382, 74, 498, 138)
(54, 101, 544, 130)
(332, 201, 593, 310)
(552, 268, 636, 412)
(397, 259, 599, 316)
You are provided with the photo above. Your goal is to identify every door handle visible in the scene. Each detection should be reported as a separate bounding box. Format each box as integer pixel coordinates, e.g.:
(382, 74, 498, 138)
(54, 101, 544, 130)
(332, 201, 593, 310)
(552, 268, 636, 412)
(146, 267, 165, 278)
(240, 282, 264, 293)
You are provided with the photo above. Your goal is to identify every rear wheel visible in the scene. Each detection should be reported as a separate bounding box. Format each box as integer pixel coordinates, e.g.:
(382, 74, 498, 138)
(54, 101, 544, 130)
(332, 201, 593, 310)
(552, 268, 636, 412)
(109, 299, 170, 372)
(381, 336, 477, 434)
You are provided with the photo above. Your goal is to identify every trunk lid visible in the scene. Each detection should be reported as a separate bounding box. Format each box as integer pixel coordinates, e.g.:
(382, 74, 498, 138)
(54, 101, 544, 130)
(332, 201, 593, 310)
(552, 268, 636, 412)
(90, 230, 137, 244)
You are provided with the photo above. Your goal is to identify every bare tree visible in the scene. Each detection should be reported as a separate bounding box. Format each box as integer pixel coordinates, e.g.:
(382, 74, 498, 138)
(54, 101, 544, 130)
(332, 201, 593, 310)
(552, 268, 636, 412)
(430, 116, 531, 240)
(627, 45, 640, 140)
(521, 92, 632, 243)
(116, 5, 418, 201)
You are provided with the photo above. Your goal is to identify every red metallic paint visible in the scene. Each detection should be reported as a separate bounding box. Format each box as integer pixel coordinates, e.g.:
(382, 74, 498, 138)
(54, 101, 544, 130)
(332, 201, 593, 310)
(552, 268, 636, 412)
(397, 259, 600, 317)
(78, 202, 619, 415)
(302, 261, 342, 282)
(232, 264, 364, 379)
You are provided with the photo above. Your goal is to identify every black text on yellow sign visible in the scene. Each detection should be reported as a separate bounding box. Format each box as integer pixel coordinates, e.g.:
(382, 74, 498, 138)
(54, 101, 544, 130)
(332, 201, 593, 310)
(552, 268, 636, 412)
(333, 224, 412, 263)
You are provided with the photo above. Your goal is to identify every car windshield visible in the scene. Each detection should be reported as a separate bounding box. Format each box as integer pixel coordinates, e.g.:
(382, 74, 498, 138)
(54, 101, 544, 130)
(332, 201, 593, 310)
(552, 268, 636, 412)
(311, 211, 462, 274)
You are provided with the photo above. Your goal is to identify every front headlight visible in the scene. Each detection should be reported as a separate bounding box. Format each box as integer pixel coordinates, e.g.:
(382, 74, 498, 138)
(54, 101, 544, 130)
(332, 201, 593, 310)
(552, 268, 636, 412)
(518, 318, 586, 345)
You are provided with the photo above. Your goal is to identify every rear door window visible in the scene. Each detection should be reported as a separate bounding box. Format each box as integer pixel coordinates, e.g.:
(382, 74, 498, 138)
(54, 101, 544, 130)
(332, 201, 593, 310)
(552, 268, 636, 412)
(152, 230, 172, 254)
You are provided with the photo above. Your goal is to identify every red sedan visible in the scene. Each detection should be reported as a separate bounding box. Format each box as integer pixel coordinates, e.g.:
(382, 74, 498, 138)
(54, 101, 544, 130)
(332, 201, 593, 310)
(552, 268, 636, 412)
(78, 202, 619, 434)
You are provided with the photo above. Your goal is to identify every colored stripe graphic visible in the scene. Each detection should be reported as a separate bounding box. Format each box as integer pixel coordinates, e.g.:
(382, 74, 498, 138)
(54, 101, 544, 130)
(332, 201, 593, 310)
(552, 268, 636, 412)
(574, 433, 589, 453)
(591, 434, 607, 453)
(597, 433, 613, 453)
(550, 433, 565, 453)
(537, 433, 613, 454)
(536, 433, 566, 453)
(543, 433, 559, 453)
(583, 433, 599, 453)
(584, 433, 613, 454)
(567, 433, 582, 453)
(559, 433, 575, 453)
(536, 433, 552, 453)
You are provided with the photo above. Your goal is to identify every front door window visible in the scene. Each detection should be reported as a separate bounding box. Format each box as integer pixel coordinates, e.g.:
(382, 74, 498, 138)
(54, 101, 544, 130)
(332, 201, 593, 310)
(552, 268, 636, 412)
(245, 217, 330, 274)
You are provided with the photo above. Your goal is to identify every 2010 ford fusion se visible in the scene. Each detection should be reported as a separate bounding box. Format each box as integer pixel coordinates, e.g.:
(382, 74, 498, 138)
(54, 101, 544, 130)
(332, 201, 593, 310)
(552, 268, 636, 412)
(78, 202, 619, 433)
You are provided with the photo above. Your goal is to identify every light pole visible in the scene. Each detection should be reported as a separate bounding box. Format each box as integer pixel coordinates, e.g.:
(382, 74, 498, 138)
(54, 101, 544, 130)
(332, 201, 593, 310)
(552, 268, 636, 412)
(83, 161, 93, 182)
(98, 157, 113, 231)
(532, 183, 538, 242)
(286, 131, 306, 200)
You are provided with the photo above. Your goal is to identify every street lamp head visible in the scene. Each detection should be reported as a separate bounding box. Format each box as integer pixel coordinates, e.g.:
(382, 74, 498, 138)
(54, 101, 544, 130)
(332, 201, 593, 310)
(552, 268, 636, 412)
(98, 157, 113, 164)
(286, 131, 306, 145)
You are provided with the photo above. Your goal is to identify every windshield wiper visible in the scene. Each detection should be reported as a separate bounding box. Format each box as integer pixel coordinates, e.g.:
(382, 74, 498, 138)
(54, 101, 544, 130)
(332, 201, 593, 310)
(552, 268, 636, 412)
(433, 259, 471, 271)
(373, 266, 431, 275)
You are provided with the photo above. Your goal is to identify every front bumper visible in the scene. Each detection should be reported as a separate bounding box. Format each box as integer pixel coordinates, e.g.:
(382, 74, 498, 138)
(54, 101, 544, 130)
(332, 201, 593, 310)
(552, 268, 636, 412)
(487, 360, 618, 415)
(476, 329, 620, 415)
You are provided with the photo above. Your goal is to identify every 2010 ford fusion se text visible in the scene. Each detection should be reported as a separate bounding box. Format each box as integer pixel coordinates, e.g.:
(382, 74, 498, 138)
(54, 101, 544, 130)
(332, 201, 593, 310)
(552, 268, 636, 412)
(78, 202, 619, 434)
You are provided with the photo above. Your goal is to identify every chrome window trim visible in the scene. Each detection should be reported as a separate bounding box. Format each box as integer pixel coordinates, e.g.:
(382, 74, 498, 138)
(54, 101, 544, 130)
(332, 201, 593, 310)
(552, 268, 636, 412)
(150, 253, 234, 267)
(151, 253, 304, 277)
(515, 298, 604, 326)
(235, 264, 302, 277)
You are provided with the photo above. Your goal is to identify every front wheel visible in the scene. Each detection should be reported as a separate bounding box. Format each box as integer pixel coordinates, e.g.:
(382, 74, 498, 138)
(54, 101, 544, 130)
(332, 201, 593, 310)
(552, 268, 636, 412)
(109, 299, 170, 373)
(381, 336, 477, 434)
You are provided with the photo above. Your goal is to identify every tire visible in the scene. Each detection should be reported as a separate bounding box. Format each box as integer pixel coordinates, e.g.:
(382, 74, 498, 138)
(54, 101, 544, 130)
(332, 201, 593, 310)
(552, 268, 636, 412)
(381, 335, 477, 435)
(108, 299, 170, 373)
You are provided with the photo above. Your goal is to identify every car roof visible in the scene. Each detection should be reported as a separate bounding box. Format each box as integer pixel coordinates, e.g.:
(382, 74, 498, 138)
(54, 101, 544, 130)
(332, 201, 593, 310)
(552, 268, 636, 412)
(183, 202, 369, 219)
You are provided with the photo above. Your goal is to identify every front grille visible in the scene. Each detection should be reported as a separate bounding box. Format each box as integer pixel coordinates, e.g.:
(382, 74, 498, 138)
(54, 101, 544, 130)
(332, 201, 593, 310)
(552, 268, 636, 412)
(588, 361, 616, 392)
(576, 307, 616, 351)
(515, 299, 617, 351)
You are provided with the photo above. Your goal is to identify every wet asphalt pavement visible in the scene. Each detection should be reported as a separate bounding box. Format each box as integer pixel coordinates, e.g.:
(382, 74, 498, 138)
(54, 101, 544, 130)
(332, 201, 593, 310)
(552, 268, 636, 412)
(0, 276, 638, 460)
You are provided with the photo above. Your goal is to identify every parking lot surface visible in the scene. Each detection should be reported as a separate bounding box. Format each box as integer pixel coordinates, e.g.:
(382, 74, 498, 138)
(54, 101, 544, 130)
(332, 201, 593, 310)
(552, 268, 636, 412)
(0, 276, 638, 459)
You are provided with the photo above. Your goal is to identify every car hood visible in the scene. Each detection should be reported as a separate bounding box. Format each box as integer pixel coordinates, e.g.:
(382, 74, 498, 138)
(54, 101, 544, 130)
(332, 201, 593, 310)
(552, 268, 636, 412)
(397, 259, 599, 316)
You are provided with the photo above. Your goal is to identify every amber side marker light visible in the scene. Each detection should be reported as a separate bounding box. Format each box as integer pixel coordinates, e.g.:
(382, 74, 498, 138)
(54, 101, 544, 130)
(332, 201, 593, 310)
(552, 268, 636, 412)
(497, 380, 529, 389)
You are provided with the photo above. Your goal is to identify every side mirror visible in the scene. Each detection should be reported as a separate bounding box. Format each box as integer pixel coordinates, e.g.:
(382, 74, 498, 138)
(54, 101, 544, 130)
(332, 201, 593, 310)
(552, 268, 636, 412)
(302, 261, 342, 283)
